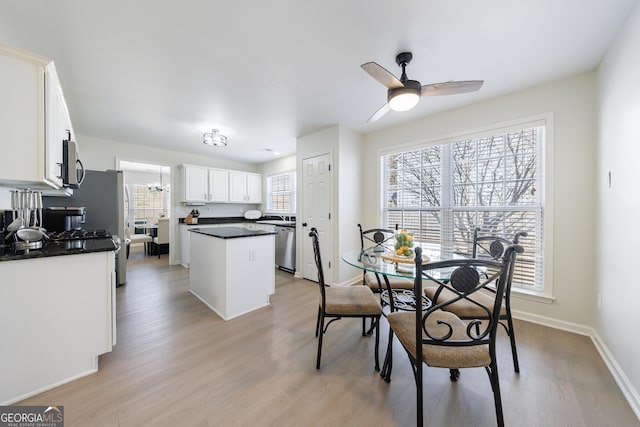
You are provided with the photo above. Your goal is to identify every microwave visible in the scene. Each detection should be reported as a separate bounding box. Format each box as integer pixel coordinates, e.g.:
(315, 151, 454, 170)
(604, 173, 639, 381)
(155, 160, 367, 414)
(62, 134, 85, 188)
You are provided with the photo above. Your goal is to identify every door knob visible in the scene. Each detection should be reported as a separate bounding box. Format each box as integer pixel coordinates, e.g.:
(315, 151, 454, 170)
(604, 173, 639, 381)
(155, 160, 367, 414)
(302, 222, 308, 227)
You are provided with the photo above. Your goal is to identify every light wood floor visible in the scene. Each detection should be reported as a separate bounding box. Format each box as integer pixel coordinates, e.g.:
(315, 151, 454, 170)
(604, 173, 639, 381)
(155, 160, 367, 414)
(18, 247, 639, 426)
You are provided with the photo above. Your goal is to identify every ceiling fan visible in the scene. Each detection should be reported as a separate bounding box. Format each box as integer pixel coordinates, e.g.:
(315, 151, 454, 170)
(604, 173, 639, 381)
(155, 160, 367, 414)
(361, 52, 484, 123)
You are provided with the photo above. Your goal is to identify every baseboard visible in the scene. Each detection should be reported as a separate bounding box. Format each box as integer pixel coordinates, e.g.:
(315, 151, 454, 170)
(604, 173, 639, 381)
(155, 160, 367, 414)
(1, 368, 98, 406)
(513, 309, 640, 421)
(511, 309, 592, 336)
(590, 330, 640, 421)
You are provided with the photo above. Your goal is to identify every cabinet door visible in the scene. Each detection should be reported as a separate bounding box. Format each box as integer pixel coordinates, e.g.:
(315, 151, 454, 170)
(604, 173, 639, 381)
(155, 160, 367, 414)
(184, 166, 208, 202)
(45, 64, 69, 188)
(0, 50, 43, 185)
(207, 169, 228, 202)
(228, 171, 247, 203)
(246, 173, 262, 203)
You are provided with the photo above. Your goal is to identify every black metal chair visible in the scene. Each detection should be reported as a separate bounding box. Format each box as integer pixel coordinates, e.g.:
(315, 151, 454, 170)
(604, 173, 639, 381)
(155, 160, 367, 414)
(357, 224, 413, 292)
(388, 244, 523, 427)
(309, 228, 382, 370)
(425, 227, 527, 372)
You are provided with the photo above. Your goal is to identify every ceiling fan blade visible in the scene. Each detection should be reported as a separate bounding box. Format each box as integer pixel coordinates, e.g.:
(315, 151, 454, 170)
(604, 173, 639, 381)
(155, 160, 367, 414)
(421, 80, 484, 96)
(367, 103, 391, 123)
(361, 62, 404, 89)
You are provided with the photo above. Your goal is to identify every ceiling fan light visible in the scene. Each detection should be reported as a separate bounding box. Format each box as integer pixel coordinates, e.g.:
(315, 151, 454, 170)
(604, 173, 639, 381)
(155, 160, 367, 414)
(388, 89, 420, 112)
(203, 129, 227, 147)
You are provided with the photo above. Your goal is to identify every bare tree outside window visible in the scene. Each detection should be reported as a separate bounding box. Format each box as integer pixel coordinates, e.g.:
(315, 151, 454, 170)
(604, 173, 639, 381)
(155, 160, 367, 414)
(382, 125, 544, 289)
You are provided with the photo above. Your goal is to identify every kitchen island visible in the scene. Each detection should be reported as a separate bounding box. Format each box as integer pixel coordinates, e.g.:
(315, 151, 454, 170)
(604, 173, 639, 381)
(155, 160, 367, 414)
(189, 226, 276, 320)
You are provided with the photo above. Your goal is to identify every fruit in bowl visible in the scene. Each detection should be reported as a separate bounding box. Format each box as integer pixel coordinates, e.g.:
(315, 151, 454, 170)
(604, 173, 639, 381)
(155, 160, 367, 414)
(395, 229, 414, 257)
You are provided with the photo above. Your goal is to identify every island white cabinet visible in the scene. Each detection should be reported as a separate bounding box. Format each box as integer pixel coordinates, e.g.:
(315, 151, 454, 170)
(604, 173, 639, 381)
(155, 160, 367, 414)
(189, 227, 275, 320)
(0, 251, 115, 404)
(229, 171, 262, 203)
(181, 165, 229, 203)
(0, 44, 72, 190)
(179, 223, 221, 267)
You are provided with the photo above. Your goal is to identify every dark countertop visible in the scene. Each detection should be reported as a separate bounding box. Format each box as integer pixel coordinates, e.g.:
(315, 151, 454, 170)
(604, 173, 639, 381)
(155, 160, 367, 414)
(179, 216, 295, 227)
(0, 238, 118, 262)
(190, 226, 277, 239)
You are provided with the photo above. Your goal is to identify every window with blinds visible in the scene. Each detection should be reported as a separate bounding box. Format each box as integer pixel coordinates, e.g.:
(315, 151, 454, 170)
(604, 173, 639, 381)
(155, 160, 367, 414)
(382, 123, 545, 291)
(267, 171, 296, 213)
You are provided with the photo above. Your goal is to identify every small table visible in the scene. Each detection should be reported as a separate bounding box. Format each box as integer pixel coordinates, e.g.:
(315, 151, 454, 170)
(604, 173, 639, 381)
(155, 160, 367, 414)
(342, 245, 454, 381)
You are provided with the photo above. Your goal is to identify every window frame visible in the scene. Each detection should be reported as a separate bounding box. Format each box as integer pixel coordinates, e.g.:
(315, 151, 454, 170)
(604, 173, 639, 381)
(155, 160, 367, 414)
(376, 114, 555, 303)
(266, 170, 297, 215)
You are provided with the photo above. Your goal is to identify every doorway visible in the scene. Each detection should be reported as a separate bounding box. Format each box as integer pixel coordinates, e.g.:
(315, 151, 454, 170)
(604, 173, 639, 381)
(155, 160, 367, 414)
(301, 153, 332, 282)
(118, 160, 171, 258)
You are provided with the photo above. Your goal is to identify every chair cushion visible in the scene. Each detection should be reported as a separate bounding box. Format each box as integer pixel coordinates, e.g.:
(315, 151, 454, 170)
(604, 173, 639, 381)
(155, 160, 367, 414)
(424, 286, 506, 317)
(322, 286, 382, 316)
(387, 310, 491, 369)
(364, 272, 414, 291)
(129, 233, 152, 244)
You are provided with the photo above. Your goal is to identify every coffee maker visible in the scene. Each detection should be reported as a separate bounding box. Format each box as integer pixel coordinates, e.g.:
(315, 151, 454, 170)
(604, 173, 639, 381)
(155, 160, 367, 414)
(42, 207, 86, 232)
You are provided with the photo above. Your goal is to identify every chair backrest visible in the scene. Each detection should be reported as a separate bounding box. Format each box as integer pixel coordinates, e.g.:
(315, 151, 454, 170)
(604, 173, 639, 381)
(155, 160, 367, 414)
(472, 227, 528, 260)
(134, 218, 147, 234)
(308, 227, 328, 303)
(412, 244, 523, 365)
(358, 223, 397, 253)
(156, 217, 170, 244)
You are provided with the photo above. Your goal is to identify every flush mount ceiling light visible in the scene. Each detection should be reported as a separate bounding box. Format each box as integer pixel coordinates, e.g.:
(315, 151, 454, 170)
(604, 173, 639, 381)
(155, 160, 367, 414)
(261, 148, 281, 156)
(203, 129, 227, 147)
(388, 84, 420, 111)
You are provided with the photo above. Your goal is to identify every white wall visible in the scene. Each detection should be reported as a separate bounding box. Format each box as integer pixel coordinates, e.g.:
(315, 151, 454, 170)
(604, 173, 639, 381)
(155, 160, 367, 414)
(362, 72, 598, 326)
(0, 188, 11, 210)
(597, 1, 640, 411)
(337, 126, 363, 284)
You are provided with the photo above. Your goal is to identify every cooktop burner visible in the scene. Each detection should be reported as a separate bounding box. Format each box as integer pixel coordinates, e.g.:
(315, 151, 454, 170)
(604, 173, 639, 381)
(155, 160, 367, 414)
(47, 229, 112, 241)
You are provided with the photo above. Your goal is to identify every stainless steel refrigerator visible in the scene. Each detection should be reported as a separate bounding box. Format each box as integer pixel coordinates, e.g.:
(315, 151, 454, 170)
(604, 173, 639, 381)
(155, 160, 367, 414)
(44, 169, 127, 285)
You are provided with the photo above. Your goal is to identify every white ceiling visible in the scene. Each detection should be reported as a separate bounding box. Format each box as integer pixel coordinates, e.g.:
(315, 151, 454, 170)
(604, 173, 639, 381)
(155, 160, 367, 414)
(0, 0, 637, 164)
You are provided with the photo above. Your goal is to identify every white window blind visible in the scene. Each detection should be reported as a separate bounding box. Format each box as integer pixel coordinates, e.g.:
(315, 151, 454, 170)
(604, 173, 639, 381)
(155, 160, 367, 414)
(267, 171, 296, 213)
(382, 124, 544, 290)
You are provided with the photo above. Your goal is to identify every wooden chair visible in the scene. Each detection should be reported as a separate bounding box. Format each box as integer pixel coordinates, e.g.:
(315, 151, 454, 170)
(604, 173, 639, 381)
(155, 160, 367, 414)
(309, 227, 382, 370)
(152, 217, 170, 258)
(425, 227, 527, 372)
(388, 244, 523, 427)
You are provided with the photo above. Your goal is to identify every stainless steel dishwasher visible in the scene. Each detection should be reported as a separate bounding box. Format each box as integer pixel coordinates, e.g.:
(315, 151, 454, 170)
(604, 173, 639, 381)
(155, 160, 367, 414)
(275, 225, 295, 272)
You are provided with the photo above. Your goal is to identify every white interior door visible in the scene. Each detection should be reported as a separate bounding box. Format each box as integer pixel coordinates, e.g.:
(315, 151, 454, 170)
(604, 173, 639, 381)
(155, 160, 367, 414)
(301, 153, 332, 282)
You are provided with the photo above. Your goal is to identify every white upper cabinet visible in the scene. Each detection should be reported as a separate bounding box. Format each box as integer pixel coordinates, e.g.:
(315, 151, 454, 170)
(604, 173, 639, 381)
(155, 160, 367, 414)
(182, 165, 229, 203)
(229, 171, 262, 204)
(0, 44, 71, 189)
(183, 165, 208, 203)
(181, 165, 261, 204)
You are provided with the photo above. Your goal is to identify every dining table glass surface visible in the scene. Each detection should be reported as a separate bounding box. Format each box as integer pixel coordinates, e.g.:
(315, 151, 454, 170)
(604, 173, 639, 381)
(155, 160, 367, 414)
(341, 244, 456, 281)
(342, 243, 458, 382)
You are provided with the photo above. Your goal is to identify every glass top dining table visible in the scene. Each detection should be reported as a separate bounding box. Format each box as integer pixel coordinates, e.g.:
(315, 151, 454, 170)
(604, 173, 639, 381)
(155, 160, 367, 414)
(341, 244, 454, 281)
(342, 244, 457, 382)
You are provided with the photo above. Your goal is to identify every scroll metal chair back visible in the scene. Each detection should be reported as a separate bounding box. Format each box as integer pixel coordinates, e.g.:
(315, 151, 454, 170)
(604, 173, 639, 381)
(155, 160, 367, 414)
(473, 227, 528, 260)
(388, 244, 523, 427)
(357, 224, 413, 293)
(308, 227, 382, 370)
(358, 223, 397, 253)
(461, 226, 528, 372)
